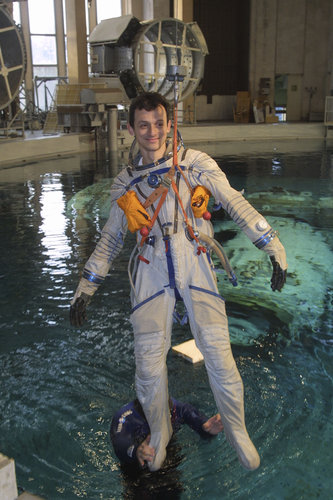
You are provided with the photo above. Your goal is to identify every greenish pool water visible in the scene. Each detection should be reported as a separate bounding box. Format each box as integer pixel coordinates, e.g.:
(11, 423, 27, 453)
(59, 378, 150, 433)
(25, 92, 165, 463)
(0, 139, 332, 499)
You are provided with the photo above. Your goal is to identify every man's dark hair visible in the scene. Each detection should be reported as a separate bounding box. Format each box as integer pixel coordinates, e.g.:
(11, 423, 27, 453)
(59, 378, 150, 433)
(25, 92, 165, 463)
(128, 92, 171, 128)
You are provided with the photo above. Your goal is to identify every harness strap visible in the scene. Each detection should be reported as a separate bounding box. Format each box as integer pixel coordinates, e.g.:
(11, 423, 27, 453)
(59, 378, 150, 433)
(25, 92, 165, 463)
(126, 165, 186, 193)
(172, 100, 192, 194)
(171, 180, 200, 244)
(140, 187, 169, 246)
(143, 183, 169, 209)
(175, 161, 192, 193)
(139, 169, 200, 246)
(164, 236, 176, 289)
(171, 104, 178, 176)
(149, 189, 169, 229)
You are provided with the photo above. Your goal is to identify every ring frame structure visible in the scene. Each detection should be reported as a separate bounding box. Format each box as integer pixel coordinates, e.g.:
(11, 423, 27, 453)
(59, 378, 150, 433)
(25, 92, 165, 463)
(133, 18, 207, 102)
(0, 6, 26, 111)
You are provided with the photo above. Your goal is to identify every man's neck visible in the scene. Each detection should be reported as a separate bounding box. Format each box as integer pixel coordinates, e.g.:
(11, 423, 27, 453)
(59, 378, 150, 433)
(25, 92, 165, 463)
(141, 146, 167, 165)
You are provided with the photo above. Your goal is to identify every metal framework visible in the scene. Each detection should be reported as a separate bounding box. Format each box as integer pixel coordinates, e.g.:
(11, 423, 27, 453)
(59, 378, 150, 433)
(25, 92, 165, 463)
(0, 5, 26, 110)
(133, 19, 208, 101)
(89, 16, 208, 102)
(0, 4, 27, 136)
(324, 96, 333, 126)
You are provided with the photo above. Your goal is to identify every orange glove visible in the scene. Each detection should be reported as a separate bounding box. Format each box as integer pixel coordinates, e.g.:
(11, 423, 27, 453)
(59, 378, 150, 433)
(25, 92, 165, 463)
(117, 190, 152, 233)
(191, 185, 211, 218)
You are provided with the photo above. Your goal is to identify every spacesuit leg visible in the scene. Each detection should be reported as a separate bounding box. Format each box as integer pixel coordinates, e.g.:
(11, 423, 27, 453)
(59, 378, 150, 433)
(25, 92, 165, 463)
(130, 285, 175, 471)
(183, 285, 260, 471)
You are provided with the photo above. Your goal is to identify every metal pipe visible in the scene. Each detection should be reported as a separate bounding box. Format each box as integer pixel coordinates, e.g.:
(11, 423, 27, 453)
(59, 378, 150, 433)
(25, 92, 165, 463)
(107, 106, 118, 152)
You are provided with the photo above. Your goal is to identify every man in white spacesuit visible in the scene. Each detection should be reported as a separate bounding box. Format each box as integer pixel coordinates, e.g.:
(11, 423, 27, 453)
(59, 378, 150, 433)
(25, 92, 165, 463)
(70, 92, 287, 472)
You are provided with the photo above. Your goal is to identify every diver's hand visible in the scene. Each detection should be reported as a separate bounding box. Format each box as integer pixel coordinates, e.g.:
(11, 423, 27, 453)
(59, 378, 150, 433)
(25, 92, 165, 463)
(70, 293, 90, 326)
(136, 435, 155, 466)
(270, 256, 287, 292)
(202, 414, 224, 435)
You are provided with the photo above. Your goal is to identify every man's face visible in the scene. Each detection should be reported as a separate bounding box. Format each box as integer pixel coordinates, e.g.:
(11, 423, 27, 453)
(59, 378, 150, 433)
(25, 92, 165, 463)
(127, 104, 171, 163)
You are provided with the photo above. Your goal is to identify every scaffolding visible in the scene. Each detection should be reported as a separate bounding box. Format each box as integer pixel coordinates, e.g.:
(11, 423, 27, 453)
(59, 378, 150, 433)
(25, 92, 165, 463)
(43, 80, 112, 135)
(324, 96, 333, 125)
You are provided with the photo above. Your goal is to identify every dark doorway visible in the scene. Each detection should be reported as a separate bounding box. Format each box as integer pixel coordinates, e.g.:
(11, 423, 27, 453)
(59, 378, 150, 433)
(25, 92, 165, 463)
(193, 0, 250, 99)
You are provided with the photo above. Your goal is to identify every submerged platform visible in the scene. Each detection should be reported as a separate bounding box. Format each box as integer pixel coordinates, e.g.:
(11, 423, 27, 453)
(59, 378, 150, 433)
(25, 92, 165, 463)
(0, 452, 44, 500)
(0, 452, 17, 500)
(172, 339, 204, 363)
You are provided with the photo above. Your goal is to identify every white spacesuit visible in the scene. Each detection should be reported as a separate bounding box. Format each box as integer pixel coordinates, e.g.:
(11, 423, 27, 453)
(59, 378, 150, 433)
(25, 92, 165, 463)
(71, 138, 287, 472)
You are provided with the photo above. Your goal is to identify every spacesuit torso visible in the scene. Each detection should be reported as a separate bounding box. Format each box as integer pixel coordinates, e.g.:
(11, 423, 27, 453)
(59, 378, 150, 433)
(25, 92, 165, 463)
(74, 140, 285, 301)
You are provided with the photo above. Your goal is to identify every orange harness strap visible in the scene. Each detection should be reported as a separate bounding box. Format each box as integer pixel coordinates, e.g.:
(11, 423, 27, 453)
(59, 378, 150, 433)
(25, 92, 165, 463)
(170, 103, 202, 248)
(142, 164, 174, 210)
(172, 104, 192, 193)
(176, 163, 192, 193)
(140, 187, 169, 246)
(142, 184, 168, 209)
(148, 189, 169, 229)
(139, 96, 203, 251)
(170, 180, 201, 245)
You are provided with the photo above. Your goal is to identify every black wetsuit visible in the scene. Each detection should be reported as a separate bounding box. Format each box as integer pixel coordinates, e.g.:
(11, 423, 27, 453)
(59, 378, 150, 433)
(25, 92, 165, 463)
(110, 398, 210, 465)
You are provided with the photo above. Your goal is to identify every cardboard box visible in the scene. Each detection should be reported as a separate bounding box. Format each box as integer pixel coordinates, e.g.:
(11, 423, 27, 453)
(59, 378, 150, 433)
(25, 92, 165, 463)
(233, 91, 251, 123)
(265, 114, 279, 123)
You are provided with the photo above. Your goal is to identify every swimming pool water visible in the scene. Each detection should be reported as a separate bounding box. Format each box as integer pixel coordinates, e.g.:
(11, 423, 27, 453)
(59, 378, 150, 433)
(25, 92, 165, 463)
(0, 140, 332, 499)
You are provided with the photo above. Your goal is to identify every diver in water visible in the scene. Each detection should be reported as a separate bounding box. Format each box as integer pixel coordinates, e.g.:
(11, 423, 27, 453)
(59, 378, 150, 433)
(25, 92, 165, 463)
(110, 398, 223, 467)
(70, 91, 287, 472)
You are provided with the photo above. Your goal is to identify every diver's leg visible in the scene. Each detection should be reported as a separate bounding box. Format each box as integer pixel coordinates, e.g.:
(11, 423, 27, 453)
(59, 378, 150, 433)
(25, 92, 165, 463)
(183, 285, 260, 470)
(131, 287, 175, 471)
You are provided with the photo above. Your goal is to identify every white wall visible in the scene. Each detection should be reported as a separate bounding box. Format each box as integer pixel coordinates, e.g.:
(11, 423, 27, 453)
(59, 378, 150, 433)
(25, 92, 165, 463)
(249, 0, 332, 121)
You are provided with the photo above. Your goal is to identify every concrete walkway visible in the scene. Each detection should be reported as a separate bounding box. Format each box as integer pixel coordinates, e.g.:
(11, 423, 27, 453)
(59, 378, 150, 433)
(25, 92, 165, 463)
(0, 121, 332, 167)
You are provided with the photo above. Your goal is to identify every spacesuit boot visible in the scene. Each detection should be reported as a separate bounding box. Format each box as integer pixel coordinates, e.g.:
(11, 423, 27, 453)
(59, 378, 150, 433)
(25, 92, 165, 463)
(135, 357, 173, 472)
(224, 423, 260, 471)
(200, 336, 260, 471)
